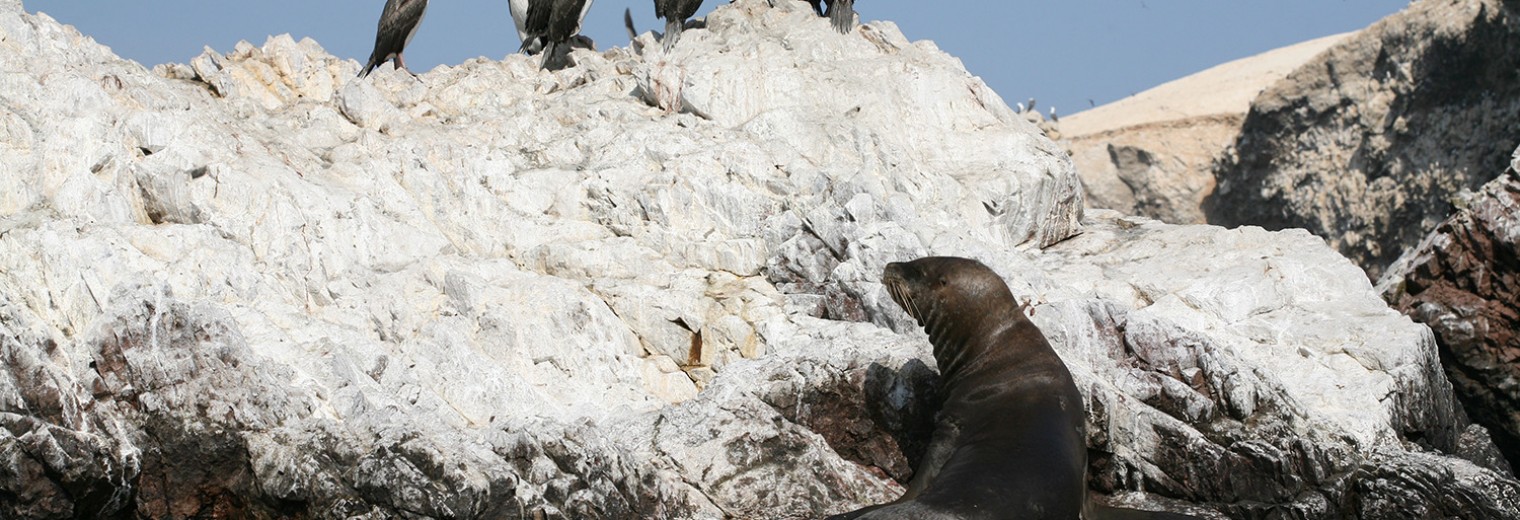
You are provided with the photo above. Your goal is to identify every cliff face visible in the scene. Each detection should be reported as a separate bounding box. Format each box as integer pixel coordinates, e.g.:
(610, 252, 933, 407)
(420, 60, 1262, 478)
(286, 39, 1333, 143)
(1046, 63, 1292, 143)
(1383, 146, 1520, 474)
(1207, 0, 1520, 279)
(1062, 33, 1351, 225)
(1066, 0, 1520, 492)
(1, 0, 1516, 518)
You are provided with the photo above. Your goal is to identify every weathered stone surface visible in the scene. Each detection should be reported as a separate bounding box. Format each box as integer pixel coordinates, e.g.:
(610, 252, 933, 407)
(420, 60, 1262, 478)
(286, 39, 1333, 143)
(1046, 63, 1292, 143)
(0, 0, 1077, 517)
(1207, 0, 1520, 279)
(1066, 118, 1235, 225)
(1, 0, 1514, 518)
(1023, 212, 1518, 519)
(1382, 146, 1520, 473)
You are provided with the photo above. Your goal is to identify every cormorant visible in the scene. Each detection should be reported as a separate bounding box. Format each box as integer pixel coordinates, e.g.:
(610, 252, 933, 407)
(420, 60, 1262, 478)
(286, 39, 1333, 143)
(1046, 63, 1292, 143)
(359, 0, 429, 77)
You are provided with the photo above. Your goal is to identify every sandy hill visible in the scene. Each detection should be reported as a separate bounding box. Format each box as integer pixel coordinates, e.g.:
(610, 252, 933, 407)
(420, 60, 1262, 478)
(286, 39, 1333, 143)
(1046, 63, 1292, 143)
(1061, 33, 1351, 225)
(1062, 32, 1352, 138)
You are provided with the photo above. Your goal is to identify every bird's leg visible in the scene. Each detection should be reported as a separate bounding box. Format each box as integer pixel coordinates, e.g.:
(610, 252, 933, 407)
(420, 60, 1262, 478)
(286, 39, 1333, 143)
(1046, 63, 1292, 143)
(395, 55, 425, 82)
(395, 54, 421, 80)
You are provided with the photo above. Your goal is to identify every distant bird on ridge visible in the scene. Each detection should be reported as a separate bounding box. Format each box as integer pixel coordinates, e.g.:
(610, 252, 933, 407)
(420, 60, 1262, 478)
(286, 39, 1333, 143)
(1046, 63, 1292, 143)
(359, 0, 429, 78)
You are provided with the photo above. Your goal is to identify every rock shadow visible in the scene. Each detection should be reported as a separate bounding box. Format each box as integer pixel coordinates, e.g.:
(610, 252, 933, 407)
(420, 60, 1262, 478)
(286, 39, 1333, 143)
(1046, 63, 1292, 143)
(770, 359, 940, 483)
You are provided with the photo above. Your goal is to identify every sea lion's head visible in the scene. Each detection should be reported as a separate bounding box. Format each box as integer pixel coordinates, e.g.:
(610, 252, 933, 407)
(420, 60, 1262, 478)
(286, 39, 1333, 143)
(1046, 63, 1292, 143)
(882, 256, 1022, 345)
(883, 256, 1044, 385)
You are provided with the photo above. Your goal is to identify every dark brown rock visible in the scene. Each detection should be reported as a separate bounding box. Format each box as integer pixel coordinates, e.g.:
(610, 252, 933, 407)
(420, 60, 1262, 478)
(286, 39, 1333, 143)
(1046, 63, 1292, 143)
(1383, 160, 1520, 472)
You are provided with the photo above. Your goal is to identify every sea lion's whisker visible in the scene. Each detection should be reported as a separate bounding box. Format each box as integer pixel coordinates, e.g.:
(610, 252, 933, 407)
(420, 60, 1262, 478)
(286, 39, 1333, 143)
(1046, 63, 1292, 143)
(888, 280, 913, 319)
(884, 276, 926, 324)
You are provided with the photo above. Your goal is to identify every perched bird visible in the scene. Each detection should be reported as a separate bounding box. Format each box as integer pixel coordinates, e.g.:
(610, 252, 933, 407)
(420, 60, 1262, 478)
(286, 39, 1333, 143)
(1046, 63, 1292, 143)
(655, 0, 705, 51)
(513, 0, 596, 56)
(359, 0, 429, 78)
(1049, 106, 1059, 123)
(523, 0, 595, 70)
(804, 0, 856, 33)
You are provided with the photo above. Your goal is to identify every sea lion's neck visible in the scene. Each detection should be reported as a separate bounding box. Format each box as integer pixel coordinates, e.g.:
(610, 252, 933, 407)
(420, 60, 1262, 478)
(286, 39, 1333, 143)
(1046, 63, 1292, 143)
(926, 309, 1021, 382)
(934, 320, 1070, 403)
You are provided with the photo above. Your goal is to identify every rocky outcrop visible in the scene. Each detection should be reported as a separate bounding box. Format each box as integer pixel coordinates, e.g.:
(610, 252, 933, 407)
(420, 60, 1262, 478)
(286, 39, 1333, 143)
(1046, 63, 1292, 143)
(1028, 212, 1520, 519)
(1066, 117, 1232, 225)
(1, 0, 1515, 519)
(0, 0, 1074, 516)
(1207, 0, 1520, 279)
(1382, 145, 1520, 474)
(1063, 33, 1350, 225)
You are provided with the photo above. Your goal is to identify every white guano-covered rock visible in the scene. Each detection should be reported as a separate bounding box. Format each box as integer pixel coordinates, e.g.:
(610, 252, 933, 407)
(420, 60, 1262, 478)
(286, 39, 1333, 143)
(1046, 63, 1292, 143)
(0, 0, 1080, 516)
(2, 0, 1514, 518)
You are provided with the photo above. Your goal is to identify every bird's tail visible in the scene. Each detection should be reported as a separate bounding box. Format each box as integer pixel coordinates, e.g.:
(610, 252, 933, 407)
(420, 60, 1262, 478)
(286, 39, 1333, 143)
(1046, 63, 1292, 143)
(541, 41, 574, 71)
(519, 37, 545, 56)
(358, 56, 380, 78)
(827, 0, 854, 33)
(625, 8, 638, 42)
(662, 18, 684, 52)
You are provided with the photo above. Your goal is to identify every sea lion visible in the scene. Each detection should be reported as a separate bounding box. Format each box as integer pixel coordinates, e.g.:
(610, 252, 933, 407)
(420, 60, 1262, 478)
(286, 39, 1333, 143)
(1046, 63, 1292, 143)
(827, 257, 1199, 520)
(359, 0, 429, 78)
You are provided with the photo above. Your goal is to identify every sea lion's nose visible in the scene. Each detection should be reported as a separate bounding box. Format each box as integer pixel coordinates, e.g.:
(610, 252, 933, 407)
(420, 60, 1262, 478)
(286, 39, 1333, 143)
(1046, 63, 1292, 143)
(882, 262, 906, 283)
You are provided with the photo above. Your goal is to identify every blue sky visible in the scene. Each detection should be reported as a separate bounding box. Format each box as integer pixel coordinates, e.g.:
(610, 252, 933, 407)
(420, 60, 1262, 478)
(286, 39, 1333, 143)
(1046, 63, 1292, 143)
(27, 1, 1404, 115)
